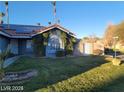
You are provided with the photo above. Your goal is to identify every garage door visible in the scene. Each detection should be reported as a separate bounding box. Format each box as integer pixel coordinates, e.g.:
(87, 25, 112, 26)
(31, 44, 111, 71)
(84, 43, 93, 54)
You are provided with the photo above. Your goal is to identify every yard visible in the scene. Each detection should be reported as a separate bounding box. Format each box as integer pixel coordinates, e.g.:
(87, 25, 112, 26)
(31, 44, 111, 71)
(3, 55, 124, 92)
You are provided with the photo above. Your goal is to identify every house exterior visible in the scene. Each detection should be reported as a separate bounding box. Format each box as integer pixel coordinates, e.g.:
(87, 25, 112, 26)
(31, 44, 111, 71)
(0, 24, 76, 57)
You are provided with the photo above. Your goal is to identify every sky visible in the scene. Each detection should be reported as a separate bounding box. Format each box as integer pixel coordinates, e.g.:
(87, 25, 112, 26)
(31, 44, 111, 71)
(1, 1, 124, 38)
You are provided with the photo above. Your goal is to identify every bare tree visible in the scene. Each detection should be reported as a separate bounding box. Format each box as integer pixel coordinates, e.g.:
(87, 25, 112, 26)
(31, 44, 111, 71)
(104, 24, 116, 48)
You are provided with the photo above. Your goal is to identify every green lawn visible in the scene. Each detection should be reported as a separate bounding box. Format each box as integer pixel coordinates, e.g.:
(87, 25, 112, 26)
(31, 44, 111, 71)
(4, 56, 124, 92)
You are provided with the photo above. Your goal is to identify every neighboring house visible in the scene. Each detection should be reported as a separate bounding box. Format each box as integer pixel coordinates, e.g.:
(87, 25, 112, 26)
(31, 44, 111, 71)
(74, 38, 104, 56)
(0, 24, 76, 57)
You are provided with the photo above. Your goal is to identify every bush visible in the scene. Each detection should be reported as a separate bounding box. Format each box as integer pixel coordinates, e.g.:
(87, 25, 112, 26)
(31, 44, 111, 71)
(104, 48, 114, 55)
(93, 49, 103, 55)
(56, 50, 65, 57)
(112, 58, 121, 66)
(0, 69, 4, 80)
(66, 50, 73, 55)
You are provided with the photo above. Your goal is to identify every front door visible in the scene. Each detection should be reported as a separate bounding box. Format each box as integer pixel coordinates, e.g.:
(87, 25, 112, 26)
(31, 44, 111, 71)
(46, 35, 62, 57)
(46, 46, 56, 57)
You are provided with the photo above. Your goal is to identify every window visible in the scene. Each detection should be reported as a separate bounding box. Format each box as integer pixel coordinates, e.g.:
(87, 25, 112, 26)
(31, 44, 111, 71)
(27, 40, 32, 48)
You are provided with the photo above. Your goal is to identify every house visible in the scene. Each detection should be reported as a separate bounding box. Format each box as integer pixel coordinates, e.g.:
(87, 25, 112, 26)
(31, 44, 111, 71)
(73, 37, 104, 56)
(0, 24, 76, 57)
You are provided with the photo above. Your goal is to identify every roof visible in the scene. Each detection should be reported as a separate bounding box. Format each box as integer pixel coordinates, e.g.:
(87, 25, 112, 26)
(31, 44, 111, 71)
(31, 24, 76, 37)
(0, 24, 76, 38)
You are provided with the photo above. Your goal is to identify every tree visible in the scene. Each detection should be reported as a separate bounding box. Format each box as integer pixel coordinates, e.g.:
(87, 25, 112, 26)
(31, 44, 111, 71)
(5, 1, 9, 28)
(0, 12, 5, 24)
(32, 32, 50, 56)
(114, 22, 124, 43)
(104, 24, 116, 48)
(32, 35, 44, 56)
(104, 21, 124, 48)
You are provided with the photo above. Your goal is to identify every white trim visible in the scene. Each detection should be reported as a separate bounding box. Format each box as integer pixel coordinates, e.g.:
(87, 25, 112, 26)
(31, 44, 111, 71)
(0, 31, 11, 37)
(11, 36, 32, 38)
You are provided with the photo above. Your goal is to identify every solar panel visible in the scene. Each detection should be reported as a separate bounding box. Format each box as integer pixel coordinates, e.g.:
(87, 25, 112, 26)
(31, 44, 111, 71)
(1, 24, 44, 33)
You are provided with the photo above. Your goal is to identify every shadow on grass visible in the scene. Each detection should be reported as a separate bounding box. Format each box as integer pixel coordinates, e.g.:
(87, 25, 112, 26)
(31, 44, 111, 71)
(98, 75, 124, 92)
(121, 60, 124, 65)
(4, 55, 108, 92)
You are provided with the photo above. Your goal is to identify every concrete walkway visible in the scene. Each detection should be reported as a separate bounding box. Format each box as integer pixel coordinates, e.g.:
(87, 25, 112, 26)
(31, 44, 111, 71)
(3, 56, 20, 68)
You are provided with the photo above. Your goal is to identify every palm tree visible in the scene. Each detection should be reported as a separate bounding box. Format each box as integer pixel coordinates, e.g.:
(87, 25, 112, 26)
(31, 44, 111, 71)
(0, 12, 5, 24)
(5, 1, 9, 28)
(48, 22, 51, 25)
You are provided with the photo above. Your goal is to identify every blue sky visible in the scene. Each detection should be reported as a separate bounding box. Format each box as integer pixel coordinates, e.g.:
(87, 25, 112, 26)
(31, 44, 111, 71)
(1, 1, 124, 38)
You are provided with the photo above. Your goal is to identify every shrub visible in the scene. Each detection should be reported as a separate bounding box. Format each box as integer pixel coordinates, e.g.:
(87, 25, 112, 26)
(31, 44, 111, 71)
(0, 69, 4, 80)
(66, 50, 73, 55)
(104, 48, 114, 55)
(112, 58, 121, 66)
(56, 50, 65, 57)
(93, 49, 103, 55)
(32, 35, 45, 57)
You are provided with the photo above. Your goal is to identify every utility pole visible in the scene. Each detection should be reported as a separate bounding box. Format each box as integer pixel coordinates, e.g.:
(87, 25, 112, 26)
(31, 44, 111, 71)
(113, 36, 118, 58)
